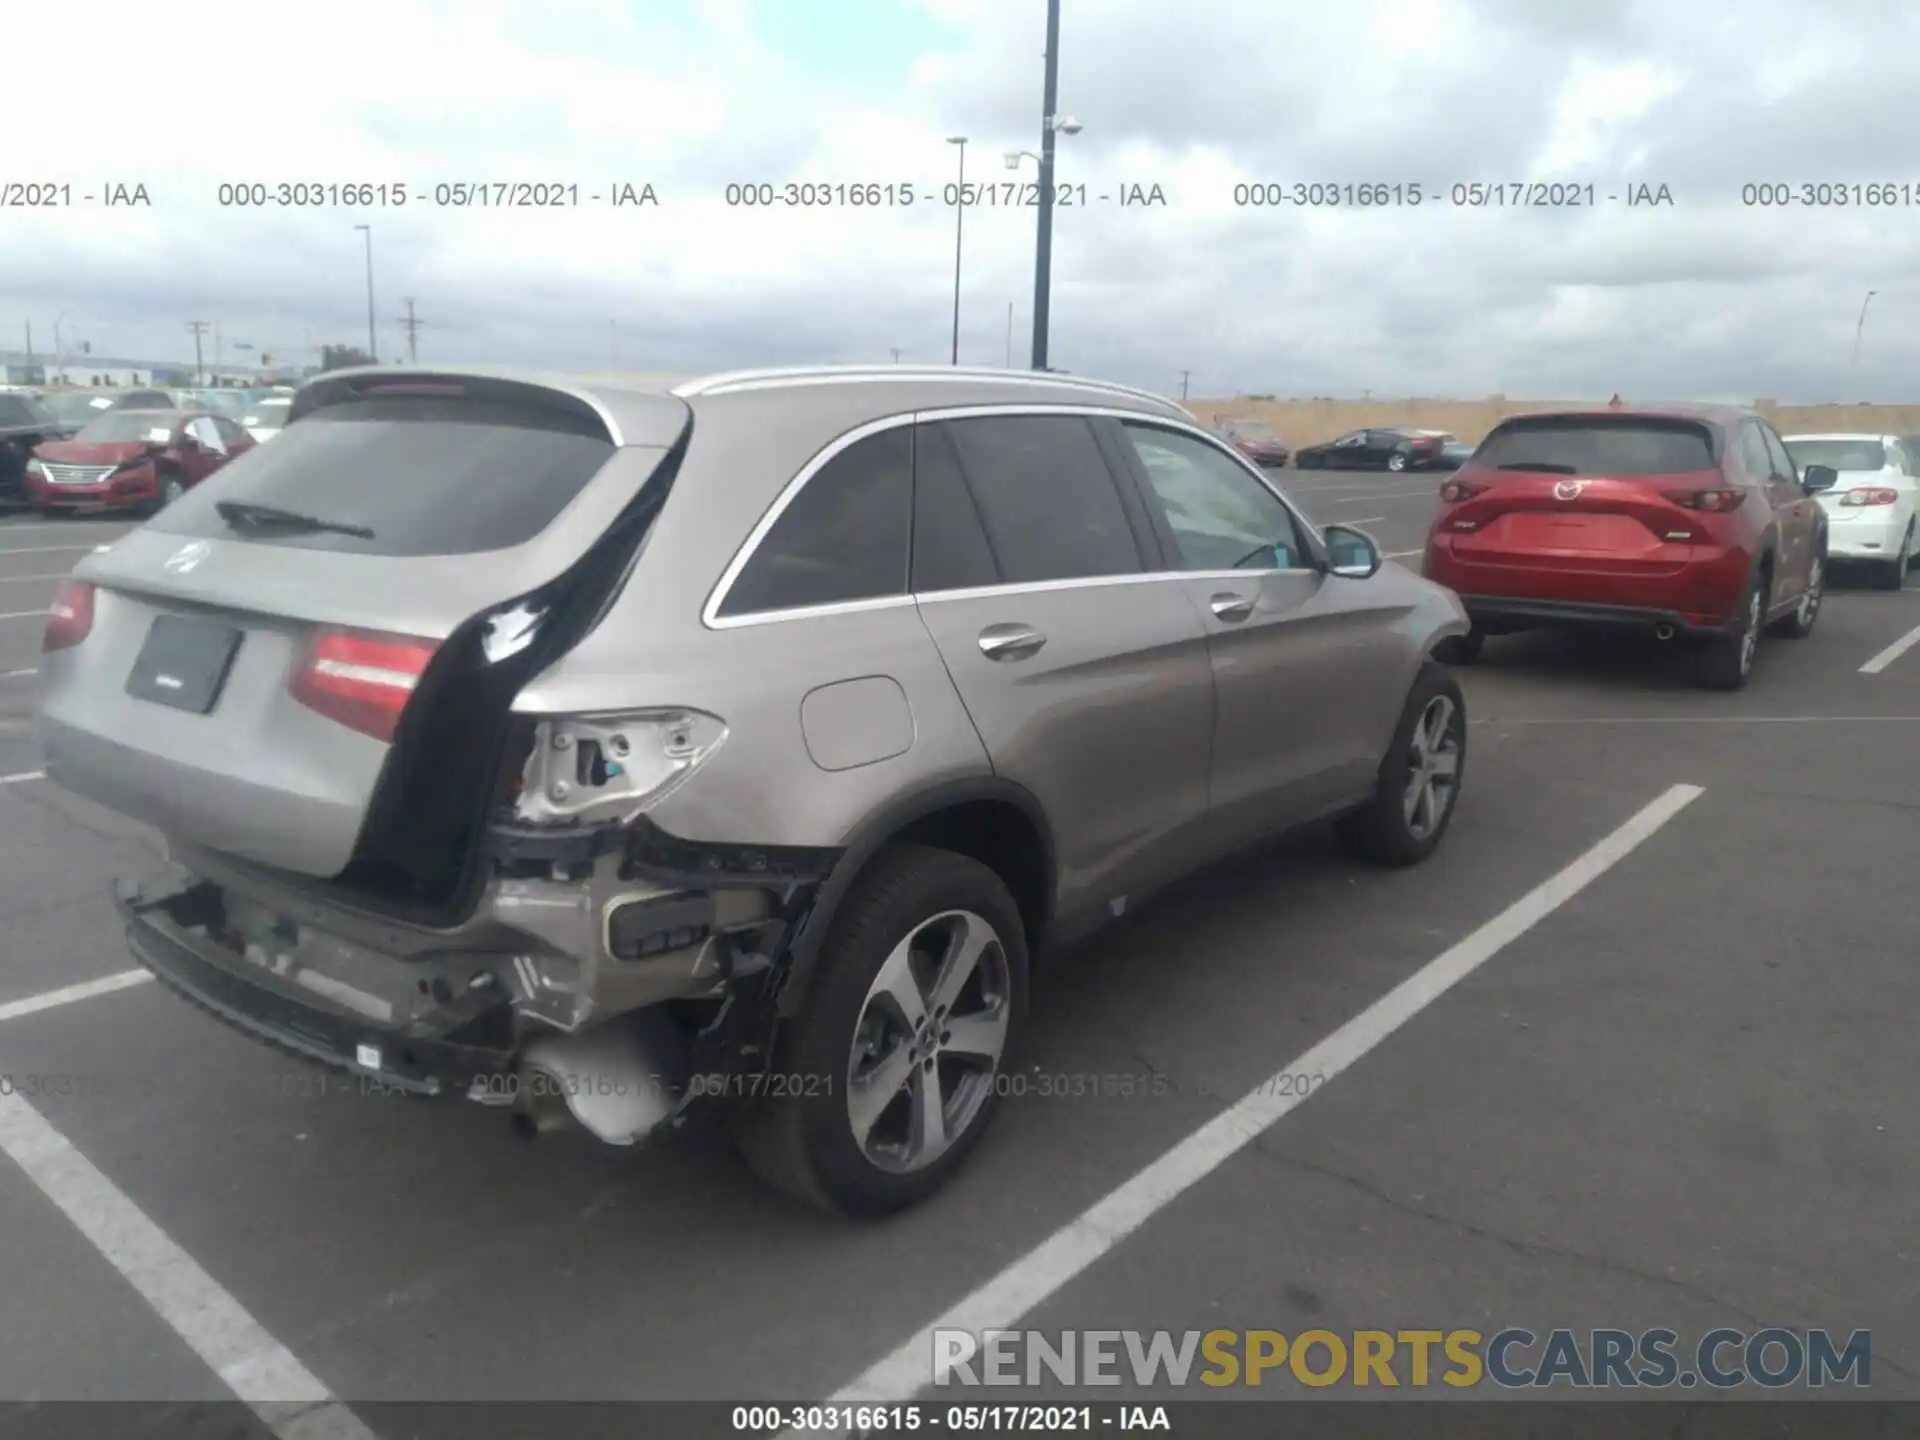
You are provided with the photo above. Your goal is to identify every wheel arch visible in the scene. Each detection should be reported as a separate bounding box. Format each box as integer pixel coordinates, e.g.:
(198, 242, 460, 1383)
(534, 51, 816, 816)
(777, 776, 1056, 1017)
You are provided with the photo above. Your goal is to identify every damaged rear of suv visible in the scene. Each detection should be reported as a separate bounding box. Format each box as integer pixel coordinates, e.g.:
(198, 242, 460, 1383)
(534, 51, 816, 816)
(39, 363, 1472, 1218)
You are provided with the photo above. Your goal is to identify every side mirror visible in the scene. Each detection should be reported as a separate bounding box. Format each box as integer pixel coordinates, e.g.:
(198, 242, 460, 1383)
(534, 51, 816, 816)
(1801, 464, 1838, 494)
(1323, 524, 1382, 579)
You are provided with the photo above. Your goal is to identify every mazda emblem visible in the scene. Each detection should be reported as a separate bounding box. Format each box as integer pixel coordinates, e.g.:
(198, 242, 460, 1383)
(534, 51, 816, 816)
(1553, 479, 1585, 501)
(162, 540, 212, 574)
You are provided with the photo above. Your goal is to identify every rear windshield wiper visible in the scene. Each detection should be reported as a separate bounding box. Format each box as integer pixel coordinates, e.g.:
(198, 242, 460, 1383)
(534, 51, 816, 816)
(214, 500, 375, 539)
(1496, 461, 1579, 474)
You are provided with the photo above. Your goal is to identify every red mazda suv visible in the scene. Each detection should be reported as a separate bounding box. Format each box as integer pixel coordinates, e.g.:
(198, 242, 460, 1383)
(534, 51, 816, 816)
(1422, 406, 1831, 689)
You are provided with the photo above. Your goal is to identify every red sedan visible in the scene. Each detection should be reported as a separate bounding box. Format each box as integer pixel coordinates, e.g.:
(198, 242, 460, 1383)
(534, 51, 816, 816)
(1423, 405, 1831, 690)
(25, 408, 254, 515)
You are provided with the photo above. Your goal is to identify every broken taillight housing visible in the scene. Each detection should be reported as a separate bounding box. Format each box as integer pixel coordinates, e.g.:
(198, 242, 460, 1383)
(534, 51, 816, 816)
(288, 626, 440, 742)
(1839, 487, 1899, 507)
(1662, 487, 1746, 512)
(43, 580, 96, 653)
(512, 710, 729, 828)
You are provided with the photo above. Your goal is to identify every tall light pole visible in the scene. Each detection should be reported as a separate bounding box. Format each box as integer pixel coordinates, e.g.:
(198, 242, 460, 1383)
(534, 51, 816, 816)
(354, 224, 377, 362)
(1030, 0, 1066, 371)
(1851, 289, 1878, 374)
(948, 136, 968, 365)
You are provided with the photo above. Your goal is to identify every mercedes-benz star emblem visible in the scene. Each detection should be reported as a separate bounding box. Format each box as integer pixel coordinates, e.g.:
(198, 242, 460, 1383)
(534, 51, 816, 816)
(162, 540, 212, 575)
(1553, 479, 1586, 501)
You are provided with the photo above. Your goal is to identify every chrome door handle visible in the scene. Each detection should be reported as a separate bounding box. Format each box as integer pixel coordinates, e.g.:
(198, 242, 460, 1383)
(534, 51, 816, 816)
(1209, 593, 1255, 621)
(978, 623, 1047, 660)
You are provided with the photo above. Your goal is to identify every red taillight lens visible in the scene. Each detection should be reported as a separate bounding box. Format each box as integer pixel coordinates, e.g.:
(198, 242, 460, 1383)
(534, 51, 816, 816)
(1662, 488, 1745, 512)
(43, 580, 95, 653)
(1438, 479, 1487, 504)
(1840, 487, 1899, 507)
(288, 627, 439, 742)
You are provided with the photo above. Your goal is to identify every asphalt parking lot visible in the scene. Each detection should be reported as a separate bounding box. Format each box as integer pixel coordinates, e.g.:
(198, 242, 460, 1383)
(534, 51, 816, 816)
(3, 470, 1920, 1429)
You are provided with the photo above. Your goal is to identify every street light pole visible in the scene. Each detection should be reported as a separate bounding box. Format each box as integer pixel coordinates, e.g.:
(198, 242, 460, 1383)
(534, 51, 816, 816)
(948, 136, 967, 365)
(354, 224, 377, 362)
(1030, 0, 1062, 371)
(1851, 289, 1878, 373)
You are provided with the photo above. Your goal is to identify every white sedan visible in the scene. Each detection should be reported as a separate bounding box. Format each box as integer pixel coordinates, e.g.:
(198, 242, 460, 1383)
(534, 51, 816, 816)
(1783, 432, 1918, 589)
(241, 396, 292, 443)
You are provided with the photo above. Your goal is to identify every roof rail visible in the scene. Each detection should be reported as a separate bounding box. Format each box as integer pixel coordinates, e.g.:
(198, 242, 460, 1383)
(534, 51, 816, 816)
(672, 364, 1192, 415)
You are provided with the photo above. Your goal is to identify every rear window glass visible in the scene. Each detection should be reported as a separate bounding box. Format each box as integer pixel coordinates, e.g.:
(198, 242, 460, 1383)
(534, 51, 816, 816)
(110, 391, 175, 409)
(153, 394, 618, 556)
(1473, 418, 1716, 476)
(1783, 438, 1889, 473)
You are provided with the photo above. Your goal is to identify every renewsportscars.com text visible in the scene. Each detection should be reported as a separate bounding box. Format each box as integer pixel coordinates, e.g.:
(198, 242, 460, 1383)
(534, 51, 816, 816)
(932, 1327, 1871, 1390)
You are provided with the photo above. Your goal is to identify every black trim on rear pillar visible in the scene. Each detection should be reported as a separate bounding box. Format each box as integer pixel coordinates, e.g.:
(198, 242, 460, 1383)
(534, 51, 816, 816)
(331, 422, 695, 928)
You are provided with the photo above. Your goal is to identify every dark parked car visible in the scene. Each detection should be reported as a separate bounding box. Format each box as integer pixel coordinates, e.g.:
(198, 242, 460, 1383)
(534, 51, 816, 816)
(1436, 439, 1475, 470)
(26, 408, 255, 514)
(0, 390, 80, 502)
(1295, 427, 1453, 473)
(1212, 417, 1291, 467)
(105, 388, 196, 411)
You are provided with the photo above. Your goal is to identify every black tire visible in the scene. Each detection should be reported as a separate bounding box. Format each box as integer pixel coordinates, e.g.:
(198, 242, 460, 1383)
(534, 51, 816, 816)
(1768, 551, 1825, 638)
(1336, 662, 1467, 867)
(1697, 566, 1766, 690)
(1432, 629, 1484, 665)
(1874, 528, 1910, 590)
(735, 844, 1029, 1218)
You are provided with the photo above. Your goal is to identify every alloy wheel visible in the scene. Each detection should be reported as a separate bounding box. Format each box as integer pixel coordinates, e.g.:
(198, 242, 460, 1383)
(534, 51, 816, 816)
(1402, 694, 1462, 840)
(1798, 557, 1823, 625)
(1739, 588, 1761, 674)
(846, 909, 1010, 1175)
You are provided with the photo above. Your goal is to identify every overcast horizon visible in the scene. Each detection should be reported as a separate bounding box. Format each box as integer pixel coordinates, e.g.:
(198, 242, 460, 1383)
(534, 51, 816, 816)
(4, 0, 1917, 405)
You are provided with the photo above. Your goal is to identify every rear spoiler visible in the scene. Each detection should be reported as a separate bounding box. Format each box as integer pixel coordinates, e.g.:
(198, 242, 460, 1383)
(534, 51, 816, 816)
(292, 367, 637, 445)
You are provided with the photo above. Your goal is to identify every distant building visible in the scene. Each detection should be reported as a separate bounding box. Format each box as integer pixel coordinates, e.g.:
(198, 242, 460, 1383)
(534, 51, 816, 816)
(43, 363, 155, 388)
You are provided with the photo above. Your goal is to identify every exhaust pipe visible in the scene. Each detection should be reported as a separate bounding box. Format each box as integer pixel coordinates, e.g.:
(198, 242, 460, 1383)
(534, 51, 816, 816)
(1654, 623, 1675, 641)
(509, 1010, 688, 1145)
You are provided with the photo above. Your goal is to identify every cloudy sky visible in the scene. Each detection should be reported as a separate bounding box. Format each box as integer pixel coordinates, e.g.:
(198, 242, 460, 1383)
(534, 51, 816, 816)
(4, 0, 1917, 402)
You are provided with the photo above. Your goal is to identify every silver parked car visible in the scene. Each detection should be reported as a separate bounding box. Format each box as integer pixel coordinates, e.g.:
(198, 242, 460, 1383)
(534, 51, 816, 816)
(36, 364, 1472, 1217)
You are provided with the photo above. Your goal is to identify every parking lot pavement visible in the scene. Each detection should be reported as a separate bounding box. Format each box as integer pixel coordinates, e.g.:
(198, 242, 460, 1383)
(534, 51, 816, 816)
(1282, 467, 1444, 562)
(3, 494, 1920, 1423)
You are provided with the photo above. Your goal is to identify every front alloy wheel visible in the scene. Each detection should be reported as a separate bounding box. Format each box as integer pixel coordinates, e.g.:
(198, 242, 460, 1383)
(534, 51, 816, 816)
(1402, 694, 1461, 841)
(847, 910, 1010, 1175)
(1387, 452, 1408, 472)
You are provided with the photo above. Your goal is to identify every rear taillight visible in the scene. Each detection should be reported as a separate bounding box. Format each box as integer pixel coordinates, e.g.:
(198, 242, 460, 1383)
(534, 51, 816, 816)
(43, 580, 95, 653)
(289, 626, 439, 742)
(1661, 488, 1746, 512)
(1840, 487, 1899, 507)
(1438, 479, 1487, 503)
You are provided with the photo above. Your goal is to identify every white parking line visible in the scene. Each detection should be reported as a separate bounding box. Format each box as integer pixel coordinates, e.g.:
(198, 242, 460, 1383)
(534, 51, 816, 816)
(1860, 619, 1920, 675)
(1385, 549, 1424, 559)
(805, 782, 1705, 1413)
(1, 770, 44, 784)
(1, 667, 35, 679)
(0, 970, 152, 1024)
(0, 573, 72, 583)
(0, 609, 48, 620)
(0, 1091, 378, 1437)
(0, 544, 95, 555)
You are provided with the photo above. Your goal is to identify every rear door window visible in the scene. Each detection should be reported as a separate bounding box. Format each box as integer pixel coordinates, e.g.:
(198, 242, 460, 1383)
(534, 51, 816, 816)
(939, 414, 1144, 583)
(910, 422, 999, 593)
(1782, 437, 1891, 474)
(719, 425, 913, 617)
(153, 393, 622, 556)
(1475, 418, 1717, 475)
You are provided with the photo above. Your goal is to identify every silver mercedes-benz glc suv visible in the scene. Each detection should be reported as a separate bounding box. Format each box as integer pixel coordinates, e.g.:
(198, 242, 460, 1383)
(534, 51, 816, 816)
(35, 363, 1471, 1217)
